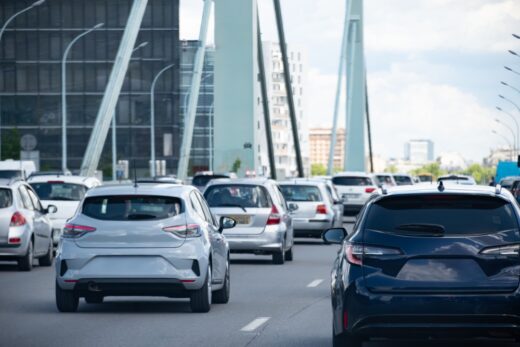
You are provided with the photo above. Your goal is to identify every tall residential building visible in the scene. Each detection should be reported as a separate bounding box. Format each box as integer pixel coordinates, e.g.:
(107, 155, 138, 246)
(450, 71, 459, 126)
(261, 41, 310, 178)
(309, 128, 345, 170)
(180, 40, 214, 174)
(404, 139, 434, 164)
(0, 0, 180, 177)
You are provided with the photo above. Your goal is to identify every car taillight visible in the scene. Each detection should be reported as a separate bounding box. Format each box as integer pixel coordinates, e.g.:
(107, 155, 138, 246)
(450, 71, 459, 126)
(163, 224, 201, 238)
(480, 244, 520, 256)
(8, 237, 21, 244)
(316, 204, 327, 214)
(267, 205, 281, 225)
(344, 243, 401, 266)
(62, 224, 96, 238)
(365, 187, 376, 193)
(10, 212, 26, 227)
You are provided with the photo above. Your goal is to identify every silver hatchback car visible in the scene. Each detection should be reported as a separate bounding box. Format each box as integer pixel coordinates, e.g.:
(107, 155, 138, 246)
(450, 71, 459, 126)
(55, 183, 235, 313)
(0, 178, 56, 271)
(204, 178, 295, 265)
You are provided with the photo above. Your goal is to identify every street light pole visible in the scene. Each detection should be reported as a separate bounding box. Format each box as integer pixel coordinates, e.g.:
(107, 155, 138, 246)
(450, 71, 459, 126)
(505, 66, 520, 76)
(492, 130, 514, 161)
(495, 119, 516, 157)
(61, 22, 104, 172)
(509, 50, 519, 58)
(0, 0, 46, 161)
(112, 41, 148, 180)
(150, 63, 175, 177)
(499, 94, 520, 113)
(501, 81, 520, 96)
(496, 106, 520, 157)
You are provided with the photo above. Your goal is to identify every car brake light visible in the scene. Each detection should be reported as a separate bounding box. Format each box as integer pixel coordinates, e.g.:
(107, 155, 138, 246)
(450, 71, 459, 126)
(163, 224, 201, 238)
(267, 205, 281, 225)
(47, 180, 65, 184)
(343, 311, 349, 330)
(344, 243, 401, 266)
(480, 244, 520, 256)
(365, 187, 376, 193)
(10, 212, 26, 227)
(8, 237, 21, 244)
(63, 224, 96, 238)
(316, 204, 327, 214)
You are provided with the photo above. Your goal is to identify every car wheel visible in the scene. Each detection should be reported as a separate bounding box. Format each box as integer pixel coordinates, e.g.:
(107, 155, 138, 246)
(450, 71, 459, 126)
(284, 247, 293, 261)
(55, 281, 79, 312)
(190, 266, 211, 313)
(39, 238, 54, 267)
(332, 328, 362, 347)
(273, 240, 285, 265)
(18, 239, 33, 271)
(85, 295, 104, 304)
(212, 260, 230, 304)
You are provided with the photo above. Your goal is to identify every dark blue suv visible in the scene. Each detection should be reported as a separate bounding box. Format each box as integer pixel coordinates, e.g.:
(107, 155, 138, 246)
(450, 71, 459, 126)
(324, 183, 520, 346)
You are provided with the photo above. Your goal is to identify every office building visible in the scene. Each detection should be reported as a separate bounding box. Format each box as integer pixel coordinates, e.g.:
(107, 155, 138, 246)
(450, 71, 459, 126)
(309, 127, 345, 170)
(404, 139, 434, 164)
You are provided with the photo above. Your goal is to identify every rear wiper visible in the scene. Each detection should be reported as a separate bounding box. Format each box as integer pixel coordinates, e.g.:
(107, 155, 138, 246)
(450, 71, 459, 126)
(216, 203, 247, 212)
(395, 223, 445, 235)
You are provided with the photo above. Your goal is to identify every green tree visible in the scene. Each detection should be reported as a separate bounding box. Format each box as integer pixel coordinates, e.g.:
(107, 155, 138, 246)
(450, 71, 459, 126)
(459, 163, 495, 185)
(2, 128, 21, 160)
(384, 165, 398, 174)
(231, 158, 242, 173)
(311, 163, 327, 176)
(410, 162, 446, 180)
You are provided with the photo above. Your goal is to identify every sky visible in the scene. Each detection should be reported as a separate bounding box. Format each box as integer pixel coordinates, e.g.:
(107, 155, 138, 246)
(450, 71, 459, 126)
(180, 0, 520, 162)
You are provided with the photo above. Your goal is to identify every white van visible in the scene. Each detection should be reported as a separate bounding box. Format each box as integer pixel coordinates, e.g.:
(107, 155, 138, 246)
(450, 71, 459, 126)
(28, 175, 101, 245)
(0, 160, 36, 179)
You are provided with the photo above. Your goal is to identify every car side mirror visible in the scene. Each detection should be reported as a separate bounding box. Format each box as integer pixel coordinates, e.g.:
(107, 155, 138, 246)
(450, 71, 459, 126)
(218, 216, 236, 233)
(322, 228, 347, 244)
(46, 205, 57, 214)
(288, 203, 299, 212)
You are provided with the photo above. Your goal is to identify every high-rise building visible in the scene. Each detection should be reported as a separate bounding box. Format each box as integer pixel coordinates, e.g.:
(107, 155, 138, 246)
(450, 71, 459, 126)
(0, 0, 180, 177)
(261, 41, 309, 178)
(404, 139, 434, 164)
(309, 127, 345, 170)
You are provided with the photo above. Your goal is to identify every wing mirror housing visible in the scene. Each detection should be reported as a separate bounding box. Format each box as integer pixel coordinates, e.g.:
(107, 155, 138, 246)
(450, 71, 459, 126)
(288, 203, 299, 212)
(322, 228, 347, 244)
(45, 205, 57, 214)
(218, 216, 236, 233)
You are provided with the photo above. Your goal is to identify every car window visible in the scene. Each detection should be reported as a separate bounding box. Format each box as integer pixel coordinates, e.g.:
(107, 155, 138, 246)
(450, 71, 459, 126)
(204, 184, 271, 208)
(195, 191, 217, 226)
(280, 185, 322, 202)
(31, 182, 87, 201)
(393, 175, 413, 184)
(26, 187, 43, 211)
(332, 176, 373, 186)
(365, 194, 518, 235)
(82, 195, 183, 221)
(0, 189, 13, 209)
(18, 186, 35, 210)
(276, 187, 288, 211)
(192, 175, 229, 187)
(189, 191, 207, 221)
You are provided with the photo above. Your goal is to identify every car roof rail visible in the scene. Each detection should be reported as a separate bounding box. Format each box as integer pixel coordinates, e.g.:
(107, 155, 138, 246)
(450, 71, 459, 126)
(495, 184, 502, 195)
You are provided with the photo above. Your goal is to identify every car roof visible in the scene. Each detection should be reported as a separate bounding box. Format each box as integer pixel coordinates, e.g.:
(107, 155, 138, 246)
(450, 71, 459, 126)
(278, 179, 326, 187)
(377, 183, 511, 200)
(0, 178, 26, 188)
(333, 171, 371, 178)
(85, 183, 192, 198)
(205, 177, 272, 186)
(27, 175, 100, 186)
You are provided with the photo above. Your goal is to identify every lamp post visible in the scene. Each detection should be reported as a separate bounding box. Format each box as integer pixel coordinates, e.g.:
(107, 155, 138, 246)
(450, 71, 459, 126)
(499, 94, 520, 113)
(208, 102, 214, 171)
(509, 50, 520, 58)
(183, 72, 212, 122)
(501, 81, 520, 96)
(495, 119, 516, 156)
(496, 106, 519, 157)
(150, 63, 175, 177)
(61, 22, 104, 171)
(111, 41, 148, 180)
(514, 34, 520, 39)
(0, 0, 46, 161)
(505, 66, 520, 76)
(492, 130, 514, 161)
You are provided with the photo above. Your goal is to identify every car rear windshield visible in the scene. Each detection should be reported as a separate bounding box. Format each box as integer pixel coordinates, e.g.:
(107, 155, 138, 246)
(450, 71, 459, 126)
(0, 170, 22, 179)
(365, 194, 518, 235)
(82, 195, 183, 221)
(192, 175, 228, 187)
(393, 175, 412, 184)
(332, 176, 373, 186)
(376, 175, 393, 184)
(204, 185, 271, 208)
(280, 185, 322, 202)
(0, 188, 12, 208)
(31, 182, 87, 201)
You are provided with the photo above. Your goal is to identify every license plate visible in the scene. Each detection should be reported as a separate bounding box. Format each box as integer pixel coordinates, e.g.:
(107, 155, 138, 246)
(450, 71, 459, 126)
(342, 194, 360, 202)
(227, 215, 251, 225)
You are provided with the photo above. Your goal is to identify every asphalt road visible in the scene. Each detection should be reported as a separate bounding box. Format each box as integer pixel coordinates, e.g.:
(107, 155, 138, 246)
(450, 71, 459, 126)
(0, 232, 518, 347)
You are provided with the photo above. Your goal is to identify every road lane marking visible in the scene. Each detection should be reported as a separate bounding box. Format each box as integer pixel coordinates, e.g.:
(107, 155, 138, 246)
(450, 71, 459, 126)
(241, 317, 271, 332)
(307, 279, 323, 288)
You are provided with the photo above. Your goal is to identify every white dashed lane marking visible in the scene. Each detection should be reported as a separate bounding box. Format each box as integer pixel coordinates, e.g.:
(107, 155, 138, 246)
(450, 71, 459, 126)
(307, 279, 323, 288)
(240, 317, 271, 332)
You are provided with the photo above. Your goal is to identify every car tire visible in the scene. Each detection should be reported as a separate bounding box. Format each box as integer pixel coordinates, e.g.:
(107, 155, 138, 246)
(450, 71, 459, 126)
(85, 295, 104, 304)
(284, 247, 293, 261)
(39, 238, 53, 267)
(56, 281, 79, 312)
(272, 250, 285, 265)
(212, 260, 230, 304)
(332, 330, 362, 347)
(18, 239, 33, 271)
(190, 266, 211, 313)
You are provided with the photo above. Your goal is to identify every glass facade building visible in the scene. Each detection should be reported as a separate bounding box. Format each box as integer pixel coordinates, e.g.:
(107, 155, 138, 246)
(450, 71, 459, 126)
(0, 0, 180, 177)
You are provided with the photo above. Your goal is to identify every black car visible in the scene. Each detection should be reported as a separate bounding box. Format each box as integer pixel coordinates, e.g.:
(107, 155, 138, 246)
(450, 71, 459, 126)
(324, 183, 520, 346)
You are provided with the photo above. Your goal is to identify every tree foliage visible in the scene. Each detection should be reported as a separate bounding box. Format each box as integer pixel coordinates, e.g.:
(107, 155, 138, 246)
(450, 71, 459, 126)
(2, 128, 21, 160)
(311, 163, 327, 176)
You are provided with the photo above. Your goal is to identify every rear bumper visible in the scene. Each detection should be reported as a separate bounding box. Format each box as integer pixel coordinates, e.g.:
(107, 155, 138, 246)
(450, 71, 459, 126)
(68, 278, 192, 298)
(225, 225, 284, 253)
(339, 283, 520, 338)
(293, 217, 332, 237)
(0, 229, 30, 258)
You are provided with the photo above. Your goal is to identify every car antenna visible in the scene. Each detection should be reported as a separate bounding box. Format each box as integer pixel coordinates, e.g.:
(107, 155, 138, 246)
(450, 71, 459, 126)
(133, 160, 138, 188)
(437, 180, 445, 192)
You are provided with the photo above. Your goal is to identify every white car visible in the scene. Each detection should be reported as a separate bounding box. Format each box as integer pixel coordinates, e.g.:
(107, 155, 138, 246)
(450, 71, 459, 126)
(28, 175, 101, 245)
(437, 174, 477, 185)
(332, 172, 377, 222)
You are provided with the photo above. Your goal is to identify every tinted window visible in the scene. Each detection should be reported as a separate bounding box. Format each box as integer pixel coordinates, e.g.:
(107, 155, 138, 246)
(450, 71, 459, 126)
(332, 176, 373, 186)
(0, 170, 22, 179)
(376, 175, 394, 185)
(82, 195, 183, 221)
(26, 188, 43, 211)
(393, 175, 413, 185)
(192, 175, 229, 187)
(365, 195, 518, 235)
(31, 182, 87, 201)
(204, 185, 271, 208)
(0, 189, 13, 208)
(18, 186, 34, 210)
(280, 185, 322, 202)
(439, 176, 469, 182)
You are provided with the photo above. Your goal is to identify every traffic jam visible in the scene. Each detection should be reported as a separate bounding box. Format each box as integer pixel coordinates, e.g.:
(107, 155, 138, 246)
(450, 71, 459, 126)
(1, 169, 519, 346)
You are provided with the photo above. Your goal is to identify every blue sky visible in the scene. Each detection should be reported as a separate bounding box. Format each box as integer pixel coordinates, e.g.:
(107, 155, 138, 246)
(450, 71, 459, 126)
(181, 0, 520, 162)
